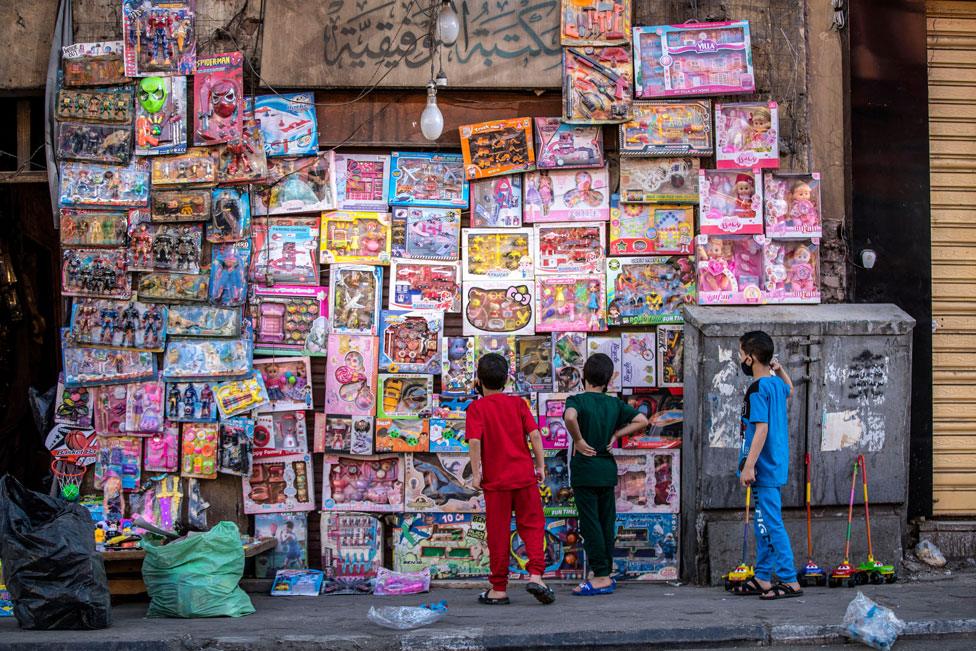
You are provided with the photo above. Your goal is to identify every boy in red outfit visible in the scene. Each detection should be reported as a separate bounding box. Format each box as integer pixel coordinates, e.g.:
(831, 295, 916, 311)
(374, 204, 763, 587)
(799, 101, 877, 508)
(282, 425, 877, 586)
(467, 353, 554, 605)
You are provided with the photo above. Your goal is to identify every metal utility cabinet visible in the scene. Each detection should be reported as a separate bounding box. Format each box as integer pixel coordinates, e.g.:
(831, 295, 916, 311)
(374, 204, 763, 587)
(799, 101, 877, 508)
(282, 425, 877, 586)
(681, 305, 916, 585)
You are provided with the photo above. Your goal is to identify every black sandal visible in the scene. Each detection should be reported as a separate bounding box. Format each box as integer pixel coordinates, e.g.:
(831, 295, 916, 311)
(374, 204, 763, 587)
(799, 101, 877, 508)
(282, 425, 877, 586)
(760, 582, 804, 600)
(526, 581, 556, 604)
(732, 577, 765, 596)
(478, 590, 510, 605)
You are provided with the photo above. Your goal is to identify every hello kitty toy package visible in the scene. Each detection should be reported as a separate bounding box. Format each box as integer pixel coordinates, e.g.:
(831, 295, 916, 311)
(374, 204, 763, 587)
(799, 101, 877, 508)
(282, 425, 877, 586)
(764, 172, 822, 238)
(695, 234, 765, 305)
(763, 238, 821, 304)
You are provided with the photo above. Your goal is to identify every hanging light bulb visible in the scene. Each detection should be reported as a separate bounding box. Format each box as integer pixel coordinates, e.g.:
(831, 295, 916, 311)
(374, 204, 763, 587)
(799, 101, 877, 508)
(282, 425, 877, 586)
(436, 0, 460, 46)
(435, 68, 448, 88)
(420, 82, 443, 141)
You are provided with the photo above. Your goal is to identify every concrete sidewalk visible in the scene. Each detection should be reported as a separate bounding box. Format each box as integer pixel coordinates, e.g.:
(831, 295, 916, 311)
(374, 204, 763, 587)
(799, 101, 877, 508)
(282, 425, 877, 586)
(2, 572, 975, 650)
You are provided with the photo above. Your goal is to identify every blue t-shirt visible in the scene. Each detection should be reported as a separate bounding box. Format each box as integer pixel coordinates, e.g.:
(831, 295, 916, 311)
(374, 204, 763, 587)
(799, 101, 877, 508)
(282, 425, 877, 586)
(738, 375, 791, 487)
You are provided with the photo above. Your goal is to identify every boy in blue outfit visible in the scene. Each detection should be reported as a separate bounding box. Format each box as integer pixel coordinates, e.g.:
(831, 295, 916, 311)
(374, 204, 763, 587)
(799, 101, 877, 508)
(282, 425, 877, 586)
(734, 331, 802, 600)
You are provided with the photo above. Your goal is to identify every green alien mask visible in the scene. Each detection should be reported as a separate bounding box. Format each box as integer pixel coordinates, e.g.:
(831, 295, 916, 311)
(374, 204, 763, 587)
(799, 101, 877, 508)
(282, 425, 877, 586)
(138, 77, 168, 114)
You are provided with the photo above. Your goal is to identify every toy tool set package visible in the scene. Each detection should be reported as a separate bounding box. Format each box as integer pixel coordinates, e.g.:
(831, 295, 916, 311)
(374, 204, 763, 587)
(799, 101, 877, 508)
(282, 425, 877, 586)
(459, 118, 535, 180)
(562, 46, 633, 124)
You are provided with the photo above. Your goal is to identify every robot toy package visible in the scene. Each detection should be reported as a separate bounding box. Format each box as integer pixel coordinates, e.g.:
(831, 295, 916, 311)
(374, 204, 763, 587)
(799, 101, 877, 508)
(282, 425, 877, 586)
(217, 417, 255, 475)
(127, 220, 203, 273)
(70, 299, 167, 351)
(150, 188, 210, 222)
(217, 119, 269, 184)
(193, 51, 243, 144)
(539, 448, 575, 516)
(515, 335, 553, 392)
(122, 0, 196, 76)
(150, 148, 217, 186)
(61, 248, 131, 299)
(209, 186, 252, 243)
(552, 332, 586, 392)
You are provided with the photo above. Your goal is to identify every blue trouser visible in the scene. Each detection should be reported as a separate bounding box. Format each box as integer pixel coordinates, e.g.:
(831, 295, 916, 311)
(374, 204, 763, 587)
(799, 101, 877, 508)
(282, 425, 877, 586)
(753, 485, 797, 583)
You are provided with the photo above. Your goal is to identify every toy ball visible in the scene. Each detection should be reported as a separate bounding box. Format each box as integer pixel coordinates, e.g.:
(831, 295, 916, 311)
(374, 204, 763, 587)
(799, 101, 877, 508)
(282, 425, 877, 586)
(287, 374, 297, 385)
(61, 483, 80, 501)
(66, 429, 90, 450)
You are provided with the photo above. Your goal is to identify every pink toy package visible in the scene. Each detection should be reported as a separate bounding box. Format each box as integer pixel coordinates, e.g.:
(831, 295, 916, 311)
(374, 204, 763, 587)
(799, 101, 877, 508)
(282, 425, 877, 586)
(523, 168, 611, 223)
(764, 172, 822, 238)
(325, 334, 379, 416)
(535, 276, 607, 332)
(620, 332, 657, 388)
(144, 422, 180, 472)
(321, 454, 405, 512)
(94, 384, 128, 436)
(193, 51, 243, 145)
(715, 101, 779, 169)
(698, 169, 763, 235)
(613, 449, 680, 514)
(250, 285, 330, 357)
(695, 234, 765, 305)
(537, 392, 571, 449)
(124, 379, 165, 433)
(610, 204, 694, 255)
(763, 238, 821, 304)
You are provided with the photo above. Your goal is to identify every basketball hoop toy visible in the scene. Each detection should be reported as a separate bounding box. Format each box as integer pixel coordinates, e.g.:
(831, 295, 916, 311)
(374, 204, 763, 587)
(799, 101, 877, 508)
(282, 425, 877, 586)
(51, 455, 88, 502)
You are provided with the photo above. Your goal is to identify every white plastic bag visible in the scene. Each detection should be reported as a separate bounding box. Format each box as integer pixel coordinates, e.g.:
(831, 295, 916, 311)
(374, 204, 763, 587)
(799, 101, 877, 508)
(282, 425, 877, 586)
(367, 604, 446, 630)
(915, 539, 947, 568)
(843, 592, 905, 651)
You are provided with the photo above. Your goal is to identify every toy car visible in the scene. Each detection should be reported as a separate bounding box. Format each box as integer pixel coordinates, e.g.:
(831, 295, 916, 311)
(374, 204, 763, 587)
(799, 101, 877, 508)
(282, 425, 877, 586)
(723, 562, 755, 591)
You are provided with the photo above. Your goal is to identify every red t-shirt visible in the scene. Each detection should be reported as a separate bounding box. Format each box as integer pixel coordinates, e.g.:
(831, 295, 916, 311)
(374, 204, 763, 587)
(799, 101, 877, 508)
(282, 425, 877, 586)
(465, 393, 538, 491)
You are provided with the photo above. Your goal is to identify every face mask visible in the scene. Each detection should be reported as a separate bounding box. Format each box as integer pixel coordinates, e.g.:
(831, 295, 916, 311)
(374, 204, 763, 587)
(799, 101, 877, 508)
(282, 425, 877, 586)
(740, 359, 754, 377)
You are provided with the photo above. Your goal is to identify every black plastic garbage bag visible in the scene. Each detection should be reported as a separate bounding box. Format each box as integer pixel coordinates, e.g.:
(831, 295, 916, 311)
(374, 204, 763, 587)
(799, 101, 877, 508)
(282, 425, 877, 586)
(0, 474, 111, 629)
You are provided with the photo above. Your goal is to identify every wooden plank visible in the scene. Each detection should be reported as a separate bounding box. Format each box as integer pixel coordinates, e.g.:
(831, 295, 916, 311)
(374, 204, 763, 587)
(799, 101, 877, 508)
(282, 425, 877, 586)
(933, 489, 976, 513)
(107, 578, 147, 596)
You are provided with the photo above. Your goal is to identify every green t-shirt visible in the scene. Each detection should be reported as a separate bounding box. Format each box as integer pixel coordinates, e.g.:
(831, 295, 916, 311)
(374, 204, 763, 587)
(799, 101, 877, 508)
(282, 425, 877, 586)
(566, 391, 641, 487)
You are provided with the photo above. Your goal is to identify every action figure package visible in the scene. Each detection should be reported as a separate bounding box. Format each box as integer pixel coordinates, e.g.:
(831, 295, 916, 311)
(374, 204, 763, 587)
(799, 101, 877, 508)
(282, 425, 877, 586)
(256, 513, 309, 579)
(59, 209, 129, 247)
(137, 271, 210, 303)
(62, 41, 129, 87)
(69, 299, 167, 351)
(329, 264, 383, 336)
(619, 158, 700, 204)
(763, 172, 822, 238)
(253, 92, 318, 157)
(252, 357, 313, 412)
(619, 100, 713, 157)
(459, 117, 535, 180)
(335, 153, 391, 211)
(515, 335, 553, 392)
(404, 453, 483, 512)
(473, 335, 518, 391)
(57, 122, 132, 164)
(560, 0, 630, 45)
(612, 513, 679, 581)
(470, 175, 522, 228)
(162, 337, 252, 380)
(463, 279, 535, 336)
(613, 449, 680, 514)
(150, 148, 217, 187)
(429, 419, 468, 453)
(633, 21, 755, 98)
(390, 207, 461, 261)
(193, 51, 243, 145)
(537, 392, 571, 449)
(250, 217, 320, 286)
(209, 241, 252, 308)
(253, 153, 338, 215)
(216, 119, 269, 184)
(318, 415, 374, 455)
(94, 436, 142, 491)
(388, 151, 468, 208)
(217, 417, 255, 475)
(441, 336, 475, 395)
(151, 188, 210, 222)
(213, 372, 270, 419)
(134, 76, 188, 155)
(143, 424, 180, 472)
(325, 334, 378, 416)
(657, 325, 684, 387)
(389, 259, 461, 312)
(61, 248, 130, 299)
(535, 222, 605, 276)
(461, 228, 534, 280)
(167, 305, 240, 337)
(533, 117, 604, 170)
(254, 411, 309, 457)
(539, 448, 575, 517)
(321, 454, 405, 512)
(320, 513, 382, 593)
(536, 275, 607, 332)
(54, 376, 94, 428)
(606, 256, 697, 325)
(715, 101, 779, 169)
(250, 285, 329, 356)
(124, 379, 166, 432)
(59, 160, 150, 208)
(376, 374, 434, 420)
(620, 332, 657, 388)
(509, 517, 585, 580)
(243, 453, 315, 514)
(694, 234, 765, 305)
(699, 168, 764, 235)
(523, 168, 611, 223)
(394, 513, 489, 579)
(379, 310, 443, 374)
(562, 46, 633, 124)
(552, 332, 586, 392)
(122, 0, 196, 76)
(62, 334, 156, 387)
(56, 86, 133, 124)
(587, 335, 622, 392)
(609, 204, 694, 255)
(320, 211, 392, 265)
(209, 186, 251, 243)
(164, 381, 217, 422)
(181, 422, 219, 479)
(127, 220, 203, 273)
(762, 238, 821, 304)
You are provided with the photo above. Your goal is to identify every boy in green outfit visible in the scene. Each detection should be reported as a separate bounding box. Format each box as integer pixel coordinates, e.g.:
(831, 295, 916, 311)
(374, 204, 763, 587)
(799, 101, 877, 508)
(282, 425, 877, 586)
(563, 353, 649, 596)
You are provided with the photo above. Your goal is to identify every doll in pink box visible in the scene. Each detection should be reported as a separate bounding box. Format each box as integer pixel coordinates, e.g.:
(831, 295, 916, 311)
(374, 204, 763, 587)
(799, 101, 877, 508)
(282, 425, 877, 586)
(698, 237, 736, 292)
(764, 241, 787, 293)
(786, 244, 817, 292)
(786, 180, 819, 231)
(747, 107, 776, 153)
(733, 174, 756, 219)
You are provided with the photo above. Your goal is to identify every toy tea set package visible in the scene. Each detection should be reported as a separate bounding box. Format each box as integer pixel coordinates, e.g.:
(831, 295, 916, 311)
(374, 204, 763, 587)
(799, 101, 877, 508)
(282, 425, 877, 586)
(463, 279, 535, 337)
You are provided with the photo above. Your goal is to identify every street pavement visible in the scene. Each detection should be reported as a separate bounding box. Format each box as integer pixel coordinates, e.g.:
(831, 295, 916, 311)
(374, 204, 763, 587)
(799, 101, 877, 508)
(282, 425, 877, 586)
(1, 571, 975, 650)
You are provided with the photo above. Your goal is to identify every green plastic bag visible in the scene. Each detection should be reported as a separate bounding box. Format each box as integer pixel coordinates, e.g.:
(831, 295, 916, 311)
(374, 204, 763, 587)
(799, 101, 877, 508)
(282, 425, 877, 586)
(142, 521, 255, 618)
